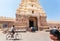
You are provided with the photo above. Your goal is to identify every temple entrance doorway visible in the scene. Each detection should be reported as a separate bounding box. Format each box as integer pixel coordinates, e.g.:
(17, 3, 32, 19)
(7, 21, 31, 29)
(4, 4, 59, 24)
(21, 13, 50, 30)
(29, 17, 38, 31)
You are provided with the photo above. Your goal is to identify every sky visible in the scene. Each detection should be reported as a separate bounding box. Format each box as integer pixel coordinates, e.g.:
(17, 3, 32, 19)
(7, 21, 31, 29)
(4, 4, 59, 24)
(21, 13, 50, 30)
(0, 0, 60, 21)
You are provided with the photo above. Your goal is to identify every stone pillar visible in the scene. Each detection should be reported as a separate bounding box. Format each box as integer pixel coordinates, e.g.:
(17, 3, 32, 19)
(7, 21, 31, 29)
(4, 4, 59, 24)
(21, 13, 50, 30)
(26, 16, 29, 31)
(37, 16, 40, 31)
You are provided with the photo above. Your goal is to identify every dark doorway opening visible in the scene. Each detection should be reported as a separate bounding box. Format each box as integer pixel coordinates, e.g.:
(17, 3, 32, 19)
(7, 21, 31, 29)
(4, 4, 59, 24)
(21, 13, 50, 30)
(29, 17, 38, 31)
(29, 20, 34, 27)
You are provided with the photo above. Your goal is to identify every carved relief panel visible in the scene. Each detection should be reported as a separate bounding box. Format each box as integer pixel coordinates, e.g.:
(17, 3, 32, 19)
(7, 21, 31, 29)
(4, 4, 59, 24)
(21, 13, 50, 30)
(16, 14, 28, 26)
(40, 16, 47, 26)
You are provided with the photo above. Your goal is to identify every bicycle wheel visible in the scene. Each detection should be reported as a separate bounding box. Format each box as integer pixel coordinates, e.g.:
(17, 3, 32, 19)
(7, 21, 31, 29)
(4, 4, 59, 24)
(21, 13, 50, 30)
(14, 33, 22, 40)
(6, 33, 11, 40)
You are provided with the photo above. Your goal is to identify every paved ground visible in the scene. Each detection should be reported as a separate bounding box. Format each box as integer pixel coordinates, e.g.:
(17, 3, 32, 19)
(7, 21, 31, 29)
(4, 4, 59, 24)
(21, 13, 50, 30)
(0, 31, 52, 41)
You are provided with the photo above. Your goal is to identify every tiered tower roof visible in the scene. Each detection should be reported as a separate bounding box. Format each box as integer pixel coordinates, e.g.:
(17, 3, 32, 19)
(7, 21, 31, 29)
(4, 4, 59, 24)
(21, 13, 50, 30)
(16, 0, 46, 16)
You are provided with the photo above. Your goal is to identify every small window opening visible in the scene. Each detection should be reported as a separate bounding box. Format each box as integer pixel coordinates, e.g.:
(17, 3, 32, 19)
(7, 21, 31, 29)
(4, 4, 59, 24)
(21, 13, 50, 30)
(32, 10, 34, 14)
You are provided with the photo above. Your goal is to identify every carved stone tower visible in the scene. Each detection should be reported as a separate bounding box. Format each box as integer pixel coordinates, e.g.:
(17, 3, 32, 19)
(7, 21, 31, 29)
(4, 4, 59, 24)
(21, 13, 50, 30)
(15, 0, 48, 31)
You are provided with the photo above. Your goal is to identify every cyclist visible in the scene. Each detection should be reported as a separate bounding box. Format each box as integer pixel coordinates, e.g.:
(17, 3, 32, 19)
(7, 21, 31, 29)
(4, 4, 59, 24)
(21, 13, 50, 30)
(10, 25, 15, 38)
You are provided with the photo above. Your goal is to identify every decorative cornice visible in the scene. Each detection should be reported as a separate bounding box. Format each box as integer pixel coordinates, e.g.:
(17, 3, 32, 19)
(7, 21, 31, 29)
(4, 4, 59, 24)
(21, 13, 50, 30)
(0, 16, 15, 21)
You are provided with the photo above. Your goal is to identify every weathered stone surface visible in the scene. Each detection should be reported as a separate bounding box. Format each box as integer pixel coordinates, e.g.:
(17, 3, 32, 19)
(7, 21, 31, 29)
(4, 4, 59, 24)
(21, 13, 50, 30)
(16, 0, 48, 30)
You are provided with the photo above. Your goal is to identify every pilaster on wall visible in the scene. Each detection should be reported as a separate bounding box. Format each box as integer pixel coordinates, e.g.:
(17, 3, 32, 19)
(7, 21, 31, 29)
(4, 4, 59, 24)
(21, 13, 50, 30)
(37, 16, 40, 30)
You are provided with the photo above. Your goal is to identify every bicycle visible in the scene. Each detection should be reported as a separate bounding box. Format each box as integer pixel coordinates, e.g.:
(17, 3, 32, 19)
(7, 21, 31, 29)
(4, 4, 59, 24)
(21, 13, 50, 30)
(6, 32, 22, 40)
